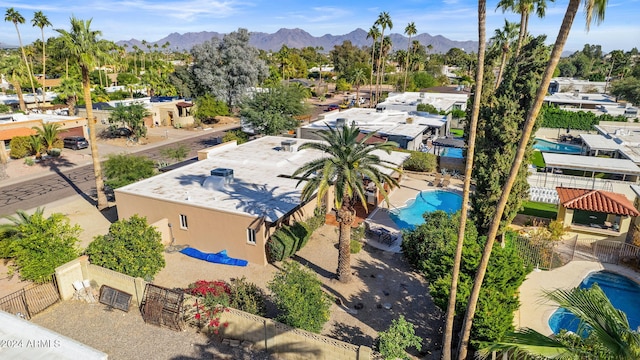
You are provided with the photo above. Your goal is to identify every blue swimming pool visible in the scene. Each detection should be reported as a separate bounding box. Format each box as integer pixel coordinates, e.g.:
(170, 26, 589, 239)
(389, 190, 463, 229)
(548, 271, 640, 335)
(533, 138, 582, 154)
(440, 147, 464, 158)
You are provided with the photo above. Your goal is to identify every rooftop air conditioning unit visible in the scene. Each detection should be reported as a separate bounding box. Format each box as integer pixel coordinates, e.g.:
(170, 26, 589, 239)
(210, 168, 234, 184)
(281, 139, 297, 152)
(335, 118, 347, 128)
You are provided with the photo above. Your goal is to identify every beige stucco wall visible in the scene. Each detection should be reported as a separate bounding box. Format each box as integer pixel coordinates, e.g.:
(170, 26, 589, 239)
(115, 192, 269, 265)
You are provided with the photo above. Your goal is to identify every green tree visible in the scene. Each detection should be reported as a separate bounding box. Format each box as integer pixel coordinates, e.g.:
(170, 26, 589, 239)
(610, 77, 640, 105)
(108, 103, 149, 140)
(403, 22, 417, 92)
(160, 144, 190, 163)
(191, 28, 268, 108)
(2, 208, 80, 283)
(240, 84, 307, 135)
(267, 261, 332, 333)
(479, 285, 640, 359)
(193, 94, 229, 123)
(329, 41, 369, 75)
(5, 8, 38, 109)
(55, 76, 82, 115)
(0, 54, 28, 112)
(103, 154, 156, 189)
(31, 11, 51, 104)
(346, 67, 368, 106)
(33, 122, 61, 151)
(458, 0, 611, 356)
(222, 129, 248, 144)
(377, 315, 423, 360)
(374, 12, 393, 106)
(292, 125, 400, 282)
(28, 135, 44, 160)
(55, 17, 109, 209)
(86, 215, 165, 280)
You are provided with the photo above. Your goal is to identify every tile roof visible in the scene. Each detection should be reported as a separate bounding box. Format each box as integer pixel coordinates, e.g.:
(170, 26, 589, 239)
(556, 187, 640, 216)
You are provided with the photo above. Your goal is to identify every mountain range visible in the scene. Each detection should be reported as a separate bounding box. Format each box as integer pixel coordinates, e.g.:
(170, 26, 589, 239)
(116, 28, 479, 54)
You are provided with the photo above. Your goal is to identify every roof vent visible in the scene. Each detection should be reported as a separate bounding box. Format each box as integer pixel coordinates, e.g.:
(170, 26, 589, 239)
(281, 139, 297, 152)
(335, 118, 347, 128)
(210, 168, 234, 184)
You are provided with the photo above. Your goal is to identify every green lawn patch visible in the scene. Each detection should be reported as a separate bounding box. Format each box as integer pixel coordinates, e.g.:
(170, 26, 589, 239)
(450, 128, 464, 137)
(531, 150, 546, 168)
(519, 201, 558, 219)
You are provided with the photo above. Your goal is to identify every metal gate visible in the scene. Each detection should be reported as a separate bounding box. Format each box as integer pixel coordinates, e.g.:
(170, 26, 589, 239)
(0, 276, 60, 320)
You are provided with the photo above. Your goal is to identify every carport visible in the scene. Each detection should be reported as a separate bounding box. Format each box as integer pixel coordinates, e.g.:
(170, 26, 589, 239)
(542, 153, 640, 183)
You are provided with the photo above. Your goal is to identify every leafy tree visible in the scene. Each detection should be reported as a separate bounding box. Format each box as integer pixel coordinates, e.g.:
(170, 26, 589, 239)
(103, 154, 156, 189)
(169, 65, 200, 98)
(240, 84, 307, 135)
(55, 16, 109, 209)
(108, 103, 149, 140)
(116, 72, 138, 86)
(416, 103, 440, 114)
(329, 40, 368, 75)
(0, 53, 27, 111)
(335, 78, 350, 92)
(1, 208, 80, 283)
(86, 215, 165, 280)
(470, 36, 550, 234)
(191, 28, 268, 108)
(377, 315, 423, 360)
(412, 72, 437, 89)
(55, 76, 82, 115)
(610, 77, 640, 106)
(479, 285, 640, 359)
(267, 261, 332, 333)
(402, 151, 437, 172)
(292, 125, 400, 283)
(222, 129, 248, 144)
(193, 94, 229, 123)
(160, 144, 189, 163)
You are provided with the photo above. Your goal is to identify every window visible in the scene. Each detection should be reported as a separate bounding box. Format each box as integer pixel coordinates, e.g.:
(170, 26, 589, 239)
(247, 228, 256, 245)
(179, 214, 188, 229)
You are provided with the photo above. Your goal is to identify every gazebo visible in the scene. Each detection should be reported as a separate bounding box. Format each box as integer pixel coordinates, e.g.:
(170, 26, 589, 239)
(556, 186, 640, 236)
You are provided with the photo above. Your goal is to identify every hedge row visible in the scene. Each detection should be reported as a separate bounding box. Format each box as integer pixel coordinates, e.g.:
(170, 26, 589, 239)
(267, 207, 326, 262)
(539, 105, 628, 130)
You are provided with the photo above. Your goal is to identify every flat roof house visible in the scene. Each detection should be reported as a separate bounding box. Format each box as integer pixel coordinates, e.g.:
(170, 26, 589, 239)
(115, 136, 409, 265)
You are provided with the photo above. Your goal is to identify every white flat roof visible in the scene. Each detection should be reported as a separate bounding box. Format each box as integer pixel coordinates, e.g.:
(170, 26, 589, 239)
(116, 136, 410, 223)
(310, 108, 445, 139)
(543, 153, 640, 175)
(580, 134, 621, 150)
(0, 311, 107, 359)
(0, 113, 84, 125)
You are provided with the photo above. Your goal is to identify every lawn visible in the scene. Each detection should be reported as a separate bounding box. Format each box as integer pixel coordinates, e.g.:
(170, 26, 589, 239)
(519, 201, 558, 219)
(531, 150, 546, 168)
(450, 128, 464, 137)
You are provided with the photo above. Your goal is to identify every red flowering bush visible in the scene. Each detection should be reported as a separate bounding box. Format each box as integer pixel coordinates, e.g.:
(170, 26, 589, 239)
(191, 299, 229, 335)
(186, 280, 232, 308)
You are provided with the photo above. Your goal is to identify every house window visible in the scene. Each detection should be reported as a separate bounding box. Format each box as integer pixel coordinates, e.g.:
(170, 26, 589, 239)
(247, 228, 256, 245)
(179, 214, 188, 229)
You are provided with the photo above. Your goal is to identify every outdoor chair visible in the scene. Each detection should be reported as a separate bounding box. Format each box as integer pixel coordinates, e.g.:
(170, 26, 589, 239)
(431, 173, 442, 187)
(438, 174, 452, 188)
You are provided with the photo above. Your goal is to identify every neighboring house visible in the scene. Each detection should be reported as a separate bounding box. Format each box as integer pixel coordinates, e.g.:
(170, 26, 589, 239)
(376, 91, 468, 114)
(114, 136, 409, 265)
(0, 113, 88, 157)
(77, 97, 195, 128)
(300, 107, 448, 151)
(556, 186, 639, 239)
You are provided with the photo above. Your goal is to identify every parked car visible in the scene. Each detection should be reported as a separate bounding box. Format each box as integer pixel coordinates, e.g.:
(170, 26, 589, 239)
(326, 104, 339, 111)
(110, 127, 133, 138)
(63, 136, 89, 150)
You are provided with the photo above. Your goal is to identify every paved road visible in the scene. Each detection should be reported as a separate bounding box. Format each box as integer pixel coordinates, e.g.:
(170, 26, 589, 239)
(0, 128, 237, 217)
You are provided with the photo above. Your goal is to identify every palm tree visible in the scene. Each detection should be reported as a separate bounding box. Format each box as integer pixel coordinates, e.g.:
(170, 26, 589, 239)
(55, 17, 109, 210)
(478, 285, 640, 359)
(441, 1, 488, 359)
(292, 125, 401, 283)
(366, 26, 380, 106)
(491, 20, 519, 87)
(457, 0, 610, 357)
(32, 11, 52, 105)
(379, 36, 393, 98)
(28, 135, 44, 160)
(0, 54, 28, 112)
(33, 123, 61, 152)
(5, 8, 39, 110)
(403, 22, 417, 92)
(55, 77, 82, 116)
(374, 12, 392, 106)
(497, 0, 550, 56)
(348, 68, 367, 106)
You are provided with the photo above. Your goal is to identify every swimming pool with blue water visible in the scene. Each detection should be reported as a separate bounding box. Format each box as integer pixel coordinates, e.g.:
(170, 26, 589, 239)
(548, 271, 640, 334)
(533, 138, 582, 154)
(440, 147, 464, 158)
(389, 190, 463, 229)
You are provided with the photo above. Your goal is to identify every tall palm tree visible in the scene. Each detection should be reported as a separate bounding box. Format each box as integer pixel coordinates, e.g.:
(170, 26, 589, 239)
(33, 123, 61, 152)
(441, 1, 488, 359)
(32, 11, 51, 105)
(403, 22, 417, 92)
(348, 68, 367, 106)
(491, 20, 519, 87)
(374, 12, 392, 106)
(55, 77, 82, 115)
(293, 125, 401, 283)
(379, 36, 393, 98)
(497, 0, 551, 56)
(366, 26, 380, 107)
(55, 17, 109, 210)
(5, 8, 39, 110)
(478, 285, 640, 359)
(457, 0, 609, 357)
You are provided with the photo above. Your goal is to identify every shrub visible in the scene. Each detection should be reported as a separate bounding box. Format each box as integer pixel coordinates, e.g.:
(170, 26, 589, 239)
(222, 129, 249, 144)
(47, 148, 62, 157)
(86, 215, 165, 280)
(186, 280, 232, 308)
(306, 206, 326, 231)
(268, 261, 332, 333)
(103, 154, 156, 189)
(9, 136, 32, 159)
(160, 144, 190, 163)
(350, 239, 362, 254)
(229, 276, 267, 316)
(267, 221, 312, 262)
(377, 315, 423, 360)
(186, 277, 267, 317)
(403, 151, 437, 172)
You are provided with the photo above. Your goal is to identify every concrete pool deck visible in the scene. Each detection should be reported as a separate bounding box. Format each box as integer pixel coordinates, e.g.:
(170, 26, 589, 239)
(516, 260, 640, 335)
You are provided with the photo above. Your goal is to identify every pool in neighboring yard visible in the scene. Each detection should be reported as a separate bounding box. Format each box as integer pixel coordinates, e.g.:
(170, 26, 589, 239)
(548, 271, 640, 335)
(440, 147, 464, 158)
(533, 138, 582, 154)
(389, 190, 463, 230)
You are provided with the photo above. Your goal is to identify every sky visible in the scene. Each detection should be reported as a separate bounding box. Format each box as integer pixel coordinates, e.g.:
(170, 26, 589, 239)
(0, 0, 638, 54)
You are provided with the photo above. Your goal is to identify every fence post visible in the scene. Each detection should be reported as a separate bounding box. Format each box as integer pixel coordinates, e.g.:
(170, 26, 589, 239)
(357, 345, 372, 360)
(264, 319, 276, 353)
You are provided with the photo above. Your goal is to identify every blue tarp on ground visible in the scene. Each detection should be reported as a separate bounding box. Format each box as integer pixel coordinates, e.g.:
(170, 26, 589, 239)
(179, 247, 248, 267)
